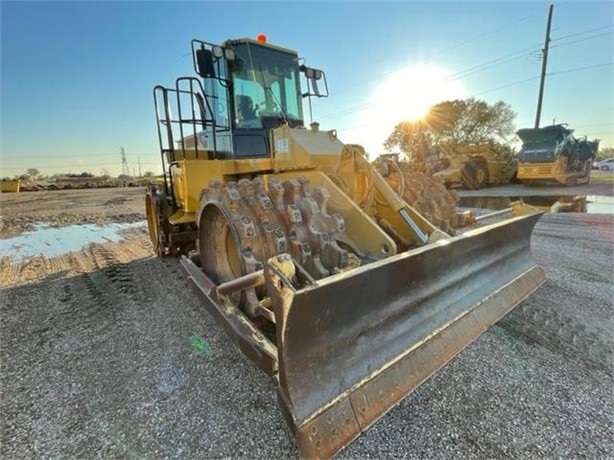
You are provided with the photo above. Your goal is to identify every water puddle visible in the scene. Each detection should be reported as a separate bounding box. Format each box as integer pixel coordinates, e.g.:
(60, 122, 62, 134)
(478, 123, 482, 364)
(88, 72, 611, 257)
(0, 221, 146, 261)
(459, 195, 614, 214)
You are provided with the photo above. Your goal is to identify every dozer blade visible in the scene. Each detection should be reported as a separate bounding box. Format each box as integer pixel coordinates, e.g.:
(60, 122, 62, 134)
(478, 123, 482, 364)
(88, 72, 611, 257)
(265, 213, 546, 459)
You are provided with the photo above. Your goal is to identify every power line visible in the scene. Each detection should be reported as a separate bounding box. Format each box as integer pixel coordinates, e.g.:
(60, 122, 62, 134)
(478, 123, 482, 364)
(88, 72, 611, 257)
(549, 61, 613, 76)
(317, 21, 612, 126)
(550, 23, 613, 42)
(331, 61, 613, 134)
(318, 30, 609, 126)
(474, 76, 541, 96)
(317, 41, 543, 123)
(442, 43, 543, 81)
(550, 31, 614, 49)
(430, 13, 539, 55)
(318, 12, 540, 101)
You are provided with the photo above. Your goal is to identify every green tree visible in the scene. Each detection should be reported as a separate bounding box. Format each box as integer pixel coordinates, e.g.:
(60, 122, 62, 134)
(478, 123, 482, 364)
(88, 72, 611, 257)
(143, 170, 155, 178)
(26, 168, 41, 180)
(384, 98, 516, 162)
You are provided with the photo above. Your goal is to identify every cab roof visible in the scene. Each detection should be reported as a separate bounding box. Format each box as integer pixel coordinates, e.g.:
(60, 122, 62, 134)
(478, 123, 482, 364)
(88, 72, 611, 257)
(223, 37, 298, 56)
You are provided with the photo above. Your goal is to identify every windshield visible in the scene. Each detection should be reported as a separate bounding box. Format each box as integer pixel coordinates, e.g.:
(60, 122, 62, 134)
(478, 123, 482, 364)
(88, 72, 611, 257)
(229, 42, 303, 128)
(517, 126, 572, 150)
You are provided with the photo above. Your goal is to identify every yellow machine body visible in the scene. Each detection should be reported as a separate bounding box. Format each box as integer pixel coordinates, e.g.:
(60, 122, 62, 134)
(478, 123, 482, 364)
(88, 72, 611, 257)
(517, 156, 582, 186)
(0, 180, 21, 193)
(165, 124, 439, 250)
(148, 36, 546, 458)
(433, 143, 516, 190)
(516, 124, 598, 186)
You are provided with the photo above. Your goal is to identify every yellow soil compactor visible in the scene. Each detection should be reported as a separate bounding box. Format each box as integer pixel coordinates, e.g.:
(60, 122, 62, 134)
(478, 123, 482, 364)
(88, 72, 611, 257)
(147, 36, 546, 458)
(516, 124, 599, 186)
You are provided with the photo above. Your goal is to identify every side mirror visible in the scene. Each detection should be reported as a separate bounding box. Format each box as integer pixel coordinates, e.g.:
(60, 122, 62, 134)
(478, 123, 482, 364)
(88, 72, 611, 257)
(300, 65, 329, 98)
(196, 48, 215, 78)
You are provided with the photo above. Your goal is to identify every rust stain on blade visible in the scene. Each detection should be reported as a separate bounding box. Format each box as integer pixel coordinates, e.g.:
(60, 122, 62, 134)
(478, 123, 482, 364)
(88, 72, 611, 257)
(296, 398, 361, 459)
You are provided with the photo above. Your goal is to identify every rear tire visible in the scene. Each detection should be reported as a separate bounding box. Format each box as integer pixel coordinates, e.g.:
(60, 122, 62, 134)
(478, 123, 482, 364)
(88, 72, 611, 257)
(145, 185, 170, 257)
(199, 204, 243, 285)
(199, 203, 245, 306)
(461, 162, 488, 190)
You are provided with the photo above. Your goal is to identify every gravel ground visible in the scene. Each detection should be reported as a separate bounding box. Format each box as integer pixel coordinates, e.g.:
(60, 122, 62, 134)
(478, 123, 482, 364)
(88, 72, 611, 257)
(0, 187, 613, 459)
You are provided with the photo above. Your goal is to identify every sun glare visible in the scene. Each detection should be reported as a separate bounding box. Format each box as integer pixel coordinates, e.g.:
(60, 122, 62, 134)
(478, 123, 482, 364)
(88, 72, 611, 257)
(336, 65, 467, 158)
(375, 65, 466, 122)
(344, 65, 467, 156)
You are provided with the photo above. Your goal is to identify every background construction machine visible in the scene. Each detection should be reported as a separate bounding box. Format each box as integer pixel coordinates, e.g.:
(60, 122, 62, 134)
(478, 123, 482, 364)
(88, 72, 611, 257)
(147, 35, 546, 458)
(432, 143, 518, 190)
(516, 124, 599, 186)
(0, 179, 21, 193)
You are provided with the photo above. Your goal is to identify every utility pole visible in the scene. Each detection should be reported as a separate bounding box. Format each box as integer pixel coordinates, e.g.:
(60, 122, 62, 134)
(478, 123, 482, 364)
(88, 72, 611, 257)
(535, 4, 554, 129)
(138, 157, 142, 177)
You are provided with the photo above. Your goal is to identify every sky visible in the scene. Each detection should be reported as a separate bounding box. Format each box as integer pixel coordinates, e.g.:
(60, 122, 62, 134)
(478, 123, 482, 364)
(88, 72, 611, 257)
(1, 0, 612, 177)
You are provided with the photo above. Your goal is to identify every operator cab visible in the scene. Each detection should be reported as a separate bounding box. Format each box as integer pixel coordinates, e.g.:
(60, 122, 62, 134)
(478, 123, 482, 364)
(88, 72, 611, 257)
(226, 38, 303, 157)
(193, 37, 326, 159)
(153, 37, 327, 163)
(229, 40, 303, 128)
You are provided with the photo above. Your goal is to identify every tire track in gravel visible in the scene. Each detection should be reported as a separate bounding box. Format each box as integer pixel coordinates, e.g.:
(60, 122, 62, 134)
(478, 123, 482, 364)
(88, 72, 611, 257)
(32, 255, 75, 348)
(1, 236, 157, 459)
(17, 256, 49, 286)
(87, 243, 143, 303)
(498, 304, 612, 375)
(1, 252, 74, 289)
(0, 257, 21, 287)
(497, 213, 614, 375)
(33, 252, 112, 350)
(28, 234, 152, 351)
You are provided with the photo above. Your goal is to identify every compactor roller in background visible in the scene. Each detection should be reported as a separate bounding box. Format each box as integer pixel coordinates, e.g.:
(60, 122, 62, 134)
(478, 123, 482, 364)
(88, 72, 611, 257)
(372, 154, 475, 232)
(516, 124, 599, 186)
(147, 35, 546, 458)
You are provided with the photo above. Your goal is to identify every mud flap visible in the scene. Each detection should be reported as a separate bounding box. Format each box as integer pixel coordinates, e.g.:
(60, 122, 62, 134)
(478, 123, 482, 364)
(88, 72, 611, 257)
(266, 213, 545, 459)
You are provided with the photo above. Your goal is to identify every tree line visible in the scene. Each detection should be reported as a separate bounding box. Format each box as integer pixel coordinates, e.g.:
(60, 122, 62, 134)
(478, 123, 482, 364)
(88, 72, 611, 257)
(2, 168, 156, 182)
(383, 97, 612, 163)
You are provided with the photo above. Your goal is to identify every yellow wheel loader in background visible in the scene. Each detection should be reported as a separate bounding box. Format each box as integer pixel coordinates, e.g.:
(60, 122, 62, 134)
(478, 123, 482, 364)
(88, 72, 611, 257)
(147, 36, 546, 458)
(432, 143, 518, 190)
